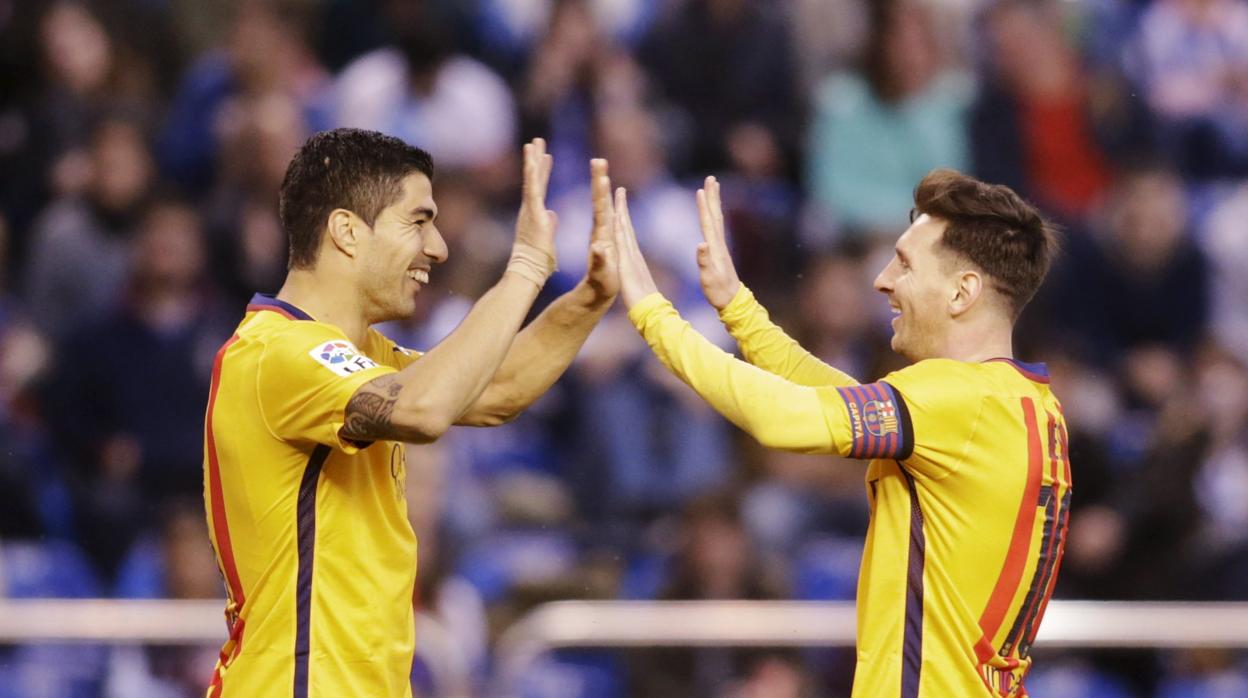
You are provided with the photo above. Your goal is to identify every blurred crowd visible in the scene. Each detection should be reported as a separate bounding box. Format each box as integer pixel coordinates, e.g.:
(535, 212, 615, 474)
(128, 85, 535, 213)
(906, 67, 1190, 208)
(0, 0, 1246, 696)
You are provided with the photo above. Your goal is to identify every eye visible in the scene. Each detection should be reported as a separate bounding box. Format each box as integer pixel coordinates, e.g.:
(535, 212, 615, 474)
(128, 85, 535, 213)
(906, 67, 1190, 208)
(908, 208, 918, 224)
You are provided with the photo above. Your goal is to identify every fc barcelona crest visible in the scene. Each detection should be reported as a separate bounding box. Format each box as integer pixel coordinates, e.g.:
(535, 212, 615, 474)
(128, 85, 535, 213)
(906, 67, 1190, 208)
(863, 399, 900, 437)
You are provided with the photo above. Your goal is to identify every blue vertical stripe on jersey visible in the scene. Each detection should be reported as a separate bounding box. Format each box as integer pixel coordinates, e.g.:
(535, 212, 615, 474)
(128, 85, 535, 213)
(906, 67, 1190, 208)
(901, 468, 926, 698)
(293, 445, 331, 698)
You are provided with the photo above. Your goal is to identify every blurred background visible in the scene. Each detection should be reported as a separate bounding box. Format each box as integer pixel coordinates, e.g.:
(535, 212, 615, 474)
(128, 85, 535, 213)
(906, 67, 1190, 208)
(0, 0, 1246, 695)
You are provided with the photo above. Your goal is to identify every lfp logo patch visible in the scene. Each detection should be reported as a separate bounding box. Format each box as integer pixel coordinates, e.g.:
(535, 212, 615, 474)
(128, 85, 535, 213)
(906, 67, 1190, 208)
(863, 399, 900, 437)
(310, 341, 379, 376)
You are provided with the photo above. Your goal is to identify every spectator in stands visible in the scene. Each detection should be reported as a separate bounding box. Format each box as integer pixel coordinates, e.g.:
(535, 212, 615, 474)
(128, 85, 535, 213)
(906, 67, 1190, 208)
(24, 114, 153, 338)
(1126, 0, 1248, 178)
(970, 0, 1114, 222)
(335, 1, 517, 188)
(1202, 183, 1248, 362)
(50, 199, 231, 580)
(1059, 165, 1208, 365)
(629, 492, 787, 696)
(107, 499, 222, 696)
(558, 106, 732, 525)
(806, 0, 971, 237)
(158, 0, 331, 193)
(641, 0, 801, 179)
(519, 0, 650, 199)
(203, 91, 309, 306)
(0, 2, 155, 249)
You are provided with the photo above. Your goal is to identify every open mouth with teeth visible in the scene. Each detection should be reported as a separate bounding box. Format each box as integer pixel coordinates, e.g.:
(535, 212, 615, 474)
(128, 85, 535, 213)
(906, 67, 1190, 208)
(407, 268, 429, 284)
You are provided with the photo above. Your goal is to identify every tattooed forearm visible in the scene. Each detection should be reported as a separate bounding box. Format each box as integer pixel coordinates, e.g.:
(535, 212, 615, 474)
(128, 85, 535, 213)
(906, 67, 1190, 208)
(341, 375, 403, 441)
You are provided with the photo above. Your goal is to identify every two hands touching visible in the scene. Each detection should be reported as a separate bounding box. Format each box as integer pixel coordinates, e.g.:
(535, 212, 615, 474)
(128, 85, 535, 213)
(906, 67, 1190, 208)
(612, 175, 741, 313)
(519, 133, 738, 314)
(510, 138, 620, 304)
(518, 135, 737, 316)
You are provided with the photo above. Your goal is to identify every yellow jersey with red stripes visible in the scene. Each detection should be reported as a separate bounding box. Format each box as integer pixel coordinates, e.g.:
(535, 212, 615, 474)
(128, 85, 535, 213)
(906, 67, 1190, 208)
(627, 287, 1073, 698)
(202, 294, 419, 698)
(841, 358, 1071, 697)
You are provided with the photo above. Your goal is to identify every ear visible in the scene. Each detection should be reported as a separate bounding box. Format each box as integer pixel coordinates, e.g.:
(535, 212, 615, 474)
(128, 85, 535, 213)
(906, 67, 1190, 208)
(949, 270, 983, 318)
(325, 208, 360, 259)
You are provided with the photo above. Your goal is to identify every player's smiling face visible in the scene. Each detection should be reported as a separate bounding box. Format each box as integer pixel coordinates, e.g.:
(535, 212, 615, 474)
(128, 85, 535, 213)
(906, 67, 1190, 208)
(357, 172, 448, 323)
(874, 213, 956, 362)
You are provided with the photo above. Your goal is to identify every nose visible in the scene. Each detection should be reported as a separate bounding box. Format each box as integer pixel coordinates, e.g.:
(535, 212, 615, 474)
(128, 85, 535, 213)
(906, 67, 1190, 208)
(425, 224, 449, 264)
(873, 262, 893, 295)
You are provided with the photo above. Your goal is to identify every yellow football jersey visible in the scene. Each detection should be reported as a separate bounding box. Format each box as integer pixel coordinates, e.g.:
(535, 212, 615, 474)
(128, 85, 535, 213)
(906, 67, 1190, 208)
(630, 287, 1072, 698)
(203, 294, 420, 698)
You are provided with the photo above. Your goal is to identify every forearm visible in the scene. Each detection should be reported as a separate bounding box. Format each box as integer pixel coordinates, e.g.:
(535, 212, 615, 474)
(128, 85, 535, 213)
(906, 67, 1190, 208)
(348, 272, 541, 442)
(628, 293, 837, 454)
(719, 285, 858, 388)
(460, 281, 613, 425)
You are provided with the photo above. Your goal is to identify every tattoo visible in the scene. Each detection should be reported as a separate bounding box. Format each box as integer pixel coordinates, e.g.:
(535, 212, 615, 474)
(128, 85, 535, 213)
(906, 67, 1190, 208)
(342, 375, 403, 441)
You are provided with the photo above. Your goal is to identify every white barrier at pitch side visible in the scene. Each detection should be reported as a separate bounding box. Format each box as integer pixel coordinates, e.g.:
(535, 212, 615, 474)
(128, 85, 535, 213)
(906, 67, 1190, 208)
(2, 599, 1246, 696)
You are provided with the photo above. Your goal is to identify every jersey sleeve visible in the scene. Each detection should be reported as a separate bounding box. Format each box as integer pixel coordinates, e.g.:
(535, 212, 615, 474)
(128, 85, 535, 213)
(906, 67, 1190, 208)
(835, 360, 982, 479)
(628, 293, 846, 454)
(256, 325, 399, 452)
(717, 285, 859, 388)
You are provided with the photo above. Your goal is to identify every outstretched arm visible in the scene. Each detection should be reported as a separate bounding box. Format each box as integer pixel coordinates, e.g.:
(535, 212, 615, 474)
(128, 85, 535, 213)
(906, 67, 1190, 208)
(457, 159, 618, 426)
(614, 187, 846, 454)
(695, 176, 857, 388)
(341, 139, 559, 444)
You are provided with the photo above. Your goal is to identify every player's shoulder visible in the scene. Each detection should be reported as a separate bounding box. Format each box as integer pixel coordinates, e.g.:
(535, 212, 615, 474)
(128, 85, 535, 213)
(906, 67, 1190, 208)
(240, 312, 350, 351)
(884, 358, 986, 385)
(881, 358, 999, 404)
(363, 327, 421, 366)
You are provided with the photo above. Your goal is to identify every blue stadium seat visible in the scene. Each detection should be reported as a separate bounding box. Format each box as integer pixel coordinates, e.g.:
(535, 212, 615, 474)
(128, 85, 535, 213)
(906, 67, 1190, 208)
(792, 536, 862, 601)
(0, 540, 100, 598)
(455, 530, 578, 604)
(1024, 661, 1138, 698)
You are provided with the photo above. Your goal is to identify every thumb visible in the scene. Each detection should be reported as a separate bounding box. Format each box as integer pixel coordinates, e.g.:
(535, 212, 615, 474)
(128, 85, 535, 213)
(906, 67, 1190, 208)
(696, 242, 711, 267)
(588, 241, 610, 269)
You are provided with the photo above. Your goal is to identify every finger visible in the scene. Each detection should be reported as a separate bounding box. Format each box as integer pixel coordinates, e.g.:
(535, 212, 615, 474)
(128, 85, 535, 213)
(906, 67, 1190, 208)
(590, 158, 612, 242)
(708, 176, 726, 239)
(696, 189, 716, 247)
(612, 187, 629, 253)
(617, 187, 641, 257)
(521, 143, 534, 202)
(525, 139, 551, 209)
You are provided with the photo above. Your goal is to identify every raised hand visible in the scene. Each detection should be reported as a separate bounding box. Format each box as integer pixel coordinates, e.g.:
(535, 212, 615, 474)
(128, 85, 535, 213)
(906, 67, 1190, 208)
(514, 138, 558, 258)
(695, 176, 740, 310)
(583, 158, 618, 302)
(508, 138, 558, 287)
(611, 187, 659, 308)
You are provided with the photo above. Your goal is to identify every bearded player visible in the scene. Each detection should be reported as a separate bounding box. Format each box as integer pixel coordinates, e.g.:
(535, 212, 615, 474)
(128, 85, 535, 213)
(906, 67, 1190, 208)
(613, 171, 1070, 697)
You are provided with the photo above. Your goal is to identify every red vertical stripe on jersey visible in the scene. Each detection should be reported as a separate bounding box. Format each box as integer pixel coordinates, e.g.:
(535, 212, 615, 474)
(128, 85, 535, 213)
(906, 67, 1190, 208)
(976, 397, 1044, 661)
(206, 335, 246, 608)
(1023, 421, 1074, 649)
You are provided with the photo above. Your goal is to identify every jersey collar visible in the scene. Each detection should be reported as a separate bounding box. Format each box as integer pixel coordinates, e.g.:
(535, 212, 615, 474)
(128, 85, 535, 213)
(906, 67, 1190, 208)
(985, 357, 1050, 384)
(246, 293, 315, 321)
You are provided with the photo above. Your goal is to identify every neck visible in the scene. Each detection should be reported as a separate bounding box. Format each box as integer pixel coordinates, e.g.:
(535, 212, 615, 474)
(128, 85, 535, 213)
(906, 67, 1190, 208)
(938, 316, 1014, 364)
(276, 268, 370, 345)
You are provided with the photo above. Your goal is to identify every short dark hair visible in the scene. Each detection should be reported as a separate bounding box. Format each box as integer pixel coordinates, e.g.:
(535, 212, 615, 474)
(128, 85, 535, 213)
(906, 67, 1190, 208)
(279, 128, 434, 269)
(913, 169, 1058, 318)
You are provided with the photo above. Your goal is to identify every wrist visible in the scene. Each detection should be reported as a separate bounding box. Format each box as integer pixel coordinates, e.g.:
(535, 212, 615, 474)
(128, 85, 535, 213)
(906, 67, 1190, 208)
(716, 283, 751, 318)
(507, 242, 557, 288)
(573, 276, 617, 310)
